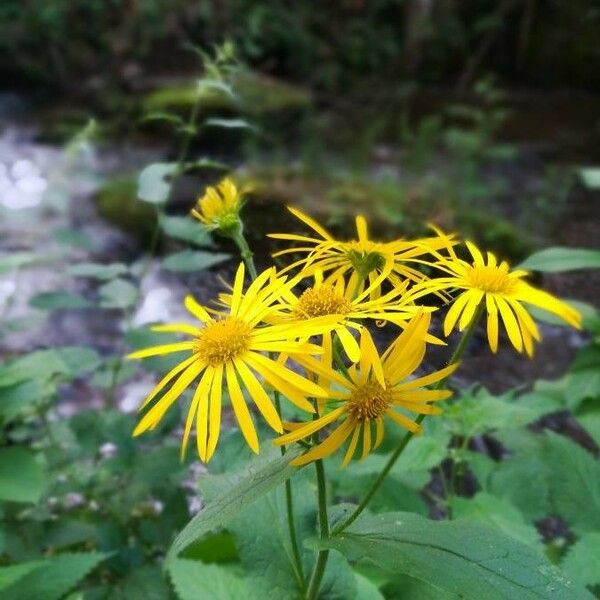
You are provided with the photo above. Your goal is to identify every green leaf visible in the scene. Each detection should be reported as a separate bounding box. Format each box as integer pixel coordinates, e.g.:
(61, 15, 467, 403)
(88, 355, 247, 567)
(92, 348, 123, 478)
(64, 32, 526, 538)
(29, 291, 92, 310)
(161, 250, 230, 272)
(167, 447, 302, 559)
(159, 215, 212, 246)
(0, 562, 44, 590)
(0, 252, 38, 274)
(169, 560, 252, 600)
(443, 388, 545, 438)
(2, 552, 107, 600)
(99, 278, 138, 309)
(67, 262, 129, 280)
(0, 448, 45, 503)
(561, 532, 600, 587)
(320, 512, 592, 599)
(355, 572, 385, 600)
(0, 346, 101, 388)
(579, 168, 600, 190)
(453, 492, 542, 549)
(518, 247, 600, 272)
(51, 227, 98, 251)
(543, 432, 600, 534)
(137, 162, 177, 204)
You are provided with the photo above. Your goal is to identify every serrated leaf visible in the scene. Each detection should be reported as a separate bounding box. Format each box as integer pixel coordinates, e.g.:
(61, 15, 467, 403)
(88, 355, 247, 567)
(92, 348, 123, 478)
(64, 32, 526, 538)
(167, 447, 302, 560)
(169, 560, 252, 600)
(561, 532, 600, 587)
(0, 448, 45, 503)
(29, 291, 92, 310)
(2, 552, 107, 600)
(67, 262, 129, 280)
(99, 278, 138, 309)
(137, 162, 177, 204)
(320, 512, 592, 599)
(161, 250, 230, 272)
(0, 562, 44, 590)
(518, 247, 600, 272)
(543, 432, 600, 534)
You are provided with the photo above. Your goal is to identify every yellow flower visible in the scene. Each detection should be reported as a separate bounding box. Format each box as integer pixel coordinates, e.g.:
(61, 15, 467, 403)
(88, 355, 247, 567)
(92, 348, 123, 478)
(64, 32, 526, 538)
(411, 240, 582, 356)
(127, 263, 337, 462)
(268, 207, 454, 299)
(268, 270, 436, 363)
(191, 177, 246, 232)
(275, 312, 457, 466)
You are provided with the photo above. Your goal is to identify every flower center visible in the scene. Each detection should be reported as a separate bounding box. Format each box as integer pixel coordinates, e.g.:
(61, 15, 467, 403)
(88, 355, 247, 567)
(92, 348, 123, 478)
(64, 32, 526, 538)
(346, 248, 386, 278)
(195, 317, 252, 365)
(294, 285, 353, 318)
(348, 380, 392, 421)
(466, 265, 515, 294)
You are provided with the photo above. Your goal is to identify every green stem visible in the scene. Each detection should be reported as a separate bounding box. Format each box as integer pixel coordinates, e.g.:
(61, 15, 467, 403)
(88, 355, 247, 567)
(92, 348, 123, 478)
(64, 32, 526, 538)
(231, 229, 257, 280)
(306, 457, 329, 600)
(332, 301, 486, 534)
(273, 391, 305, 591)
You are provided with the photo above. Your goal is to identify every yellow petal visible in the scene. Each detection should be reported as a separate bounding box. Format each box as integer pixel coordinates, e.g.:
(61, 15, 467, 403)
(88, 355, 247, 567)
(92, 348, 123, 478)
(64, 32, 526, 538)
(291, 420, 354, 466)
(134, 361, 204, 436)
(486, 294, 499, 353)
(184, 295, 212, 323)
(496, 296, 523, 352)
(127, 342, 194, 360)
(196, 367, 215, 461)
(234, 359, 282, 433)
(341, 423, 361, 467)
(443, 291, 472, 337)
(275, 406, 345, 446)
(206, 364, 223, 460)
(386, 409, 422, 434)
(287, 206, 333, 240)
(226, 362, 259, 454)
(361, 420, 372, 460)
(337, 327, 361, 363)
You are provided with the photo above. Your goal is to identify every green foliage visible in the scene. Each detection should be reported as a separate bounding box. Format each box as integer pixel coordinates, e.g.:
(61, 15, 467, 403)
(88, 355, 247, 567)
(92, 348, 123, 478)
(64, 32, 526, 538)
(137, 163, 177, 205)
(0, 552, 107, 600)
(519, 247, 600, 272)
(161, 250, 231, 273)
(29, 291, 92, 310)
(319, 512, 590, 599)
(0, 448, 45, 503)
(168, 447, 302, 560)
(561, 533, 600, 588)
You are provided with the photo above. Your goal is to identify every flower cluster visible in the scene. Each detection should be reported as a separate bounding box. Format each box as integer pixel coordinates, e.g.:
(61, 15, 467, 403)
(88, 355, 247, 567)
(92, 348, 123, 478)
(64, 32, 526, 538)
(128, 179, 581, 464)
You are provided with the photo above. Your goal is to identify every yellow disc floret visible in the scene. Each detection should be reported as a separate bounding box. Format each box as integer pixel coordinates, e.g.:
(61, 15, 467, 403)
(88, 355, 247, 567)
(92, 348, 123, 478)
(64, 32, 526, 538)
(294, 285, 353, 318)
(194, 317, 252, 366)
(347, 380, 392, 421)
(465, 265, 516, 294)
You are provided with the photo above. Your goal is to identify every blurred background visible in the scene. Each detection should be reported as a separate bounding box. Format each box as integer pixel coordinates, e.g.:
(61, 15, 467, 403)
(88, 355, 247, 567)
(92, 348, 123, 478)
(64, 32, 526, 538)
(0, 2, 599, 597)
(1, 0, 599, 385)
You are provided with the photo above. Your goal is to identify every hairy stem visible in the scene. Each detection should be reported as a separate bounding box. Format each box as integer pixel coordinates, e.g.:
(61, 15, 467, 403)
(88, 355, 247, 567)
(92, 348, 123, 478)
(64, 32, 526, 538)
(273, 391, 305, 591)
(306, 457, 329, 600)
